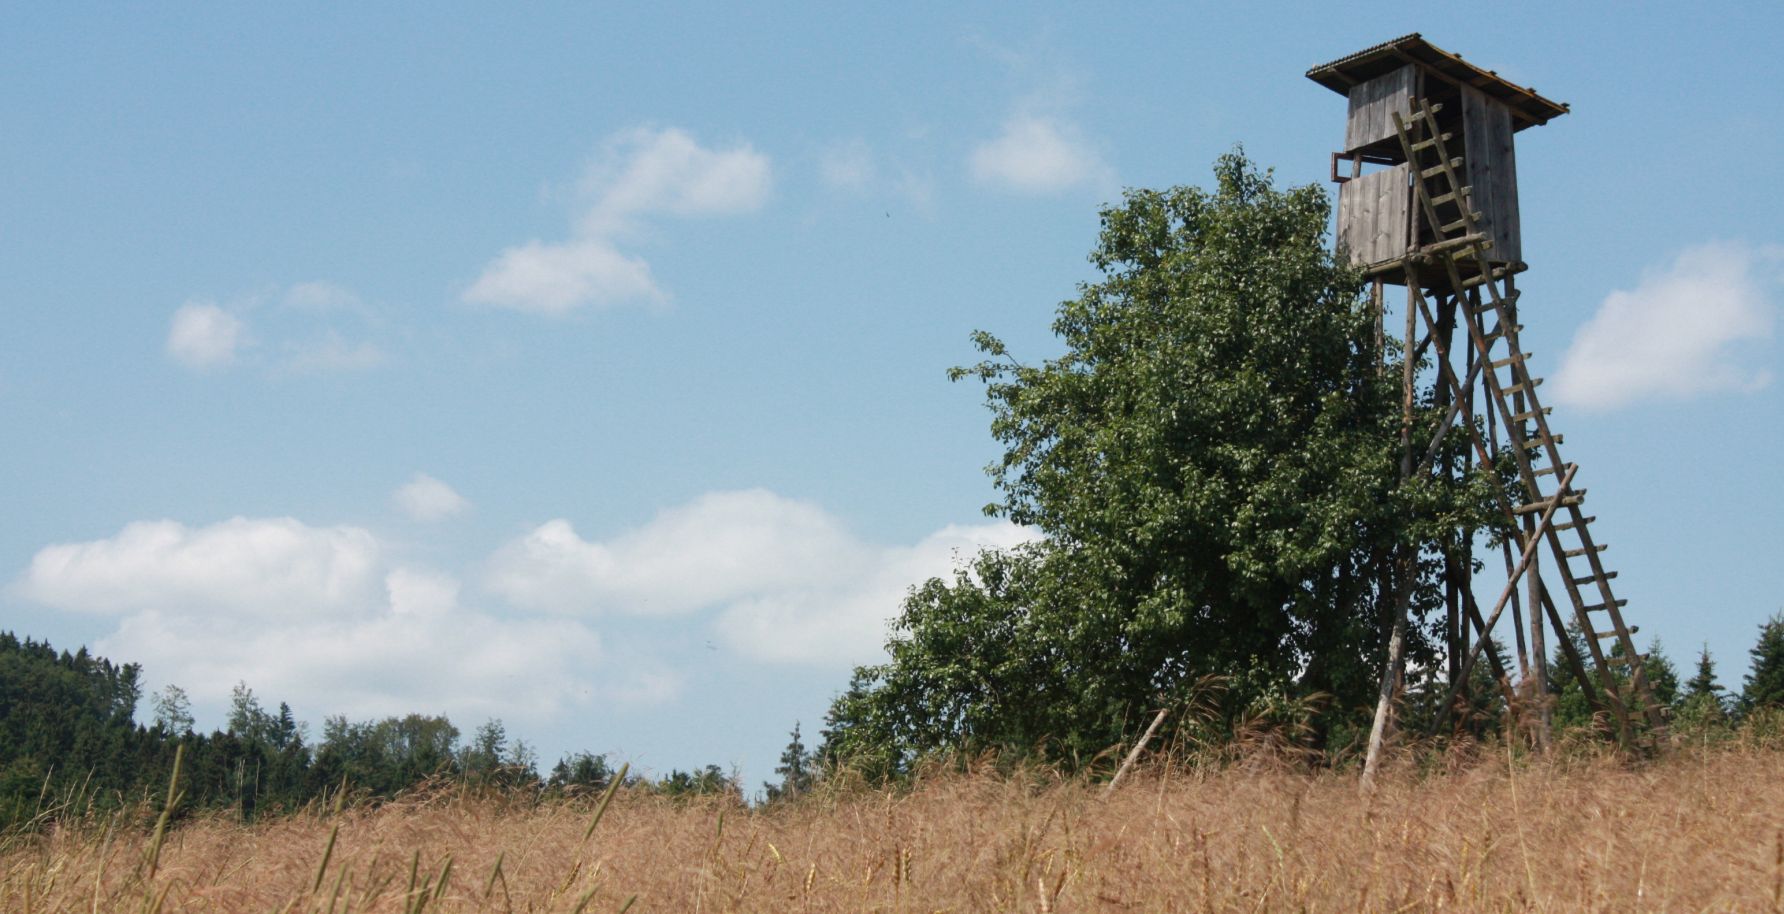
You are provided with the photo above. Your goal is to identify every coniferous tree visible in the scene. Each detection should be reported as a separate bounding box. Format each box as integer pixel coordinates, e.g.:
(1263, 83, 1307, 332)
(1687, 645, 1722, 700)
(1743, 613, 1784, 711)
(1678, 644, 1729, 724)
(764, 723, 815, 802)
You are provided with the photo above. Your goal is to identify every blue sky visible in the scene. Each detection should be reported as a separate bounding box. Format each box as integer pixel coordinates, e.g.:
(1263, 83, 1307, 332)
(3, 3, 1780, 785)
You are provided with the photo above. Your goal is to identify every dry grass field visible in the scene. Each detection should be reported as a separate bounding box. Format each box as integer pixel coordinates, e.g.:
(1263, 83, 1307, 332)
(5, 743, 1783, 913)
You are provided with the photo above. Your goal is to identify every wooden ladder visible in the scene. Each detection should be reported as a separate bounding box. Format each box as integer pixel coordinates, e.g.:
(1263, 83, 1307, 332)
(1389, 100, 1665, 742)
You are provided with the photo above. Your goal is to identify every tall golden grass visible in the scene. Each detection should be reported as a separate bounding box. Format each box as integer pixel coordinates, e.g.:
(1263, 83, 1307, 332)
(5, 742, 1783, 912)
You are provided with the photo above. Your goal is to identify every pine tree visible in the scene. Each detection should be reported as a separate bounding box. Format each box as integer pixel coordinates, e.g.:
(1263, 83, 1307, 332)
(1743, 613, 1784, 711)
(1677, 643, 1729, 725)
(765, 723, 814, 802)
(1686, 645, 1722, 700)
(1640, 639, 1680, 709)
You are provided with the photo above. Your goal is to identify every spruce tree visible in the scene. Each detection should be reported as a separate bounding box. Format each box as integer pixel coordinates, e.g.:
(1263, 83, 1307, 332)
(765, 723, 814, 802)
(1743, 613, 1784, 711)
(1678, 643, 1728, 725)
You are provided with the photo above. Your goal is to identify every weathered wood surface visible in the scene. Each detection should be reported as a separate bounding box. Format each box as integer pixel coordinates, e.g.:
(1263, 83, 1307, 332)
(1345, 63, 1417, 151)
(1462, 85, 1522, 263)
(1337, 164, 1409, 266)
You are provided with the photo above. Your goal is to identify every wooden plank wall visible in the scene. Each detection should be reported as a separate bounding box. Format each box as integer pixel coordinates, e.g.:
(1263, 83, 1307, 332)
(1337, 164, 1411, 266)
(1462, 85, 1522, 263)
(1345, 64, 1417, 151)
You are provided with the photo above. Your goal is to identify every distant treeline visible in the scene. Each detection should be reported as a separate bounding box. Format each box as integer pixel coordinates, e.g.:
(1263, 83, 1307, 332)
(0, 631, 782, 830)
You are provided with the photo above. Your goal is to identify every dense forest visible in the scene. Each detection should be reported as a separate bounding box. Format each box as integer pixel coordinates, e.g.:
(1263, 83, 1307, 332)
(0, 631, 820, 829)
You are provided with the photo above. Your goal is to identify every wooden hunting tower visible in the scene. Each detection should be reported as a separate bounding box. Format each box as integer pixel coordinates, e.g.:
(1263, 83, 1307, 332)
(1306, 35, 1663, 758)
(1313, 35, 1566, 283)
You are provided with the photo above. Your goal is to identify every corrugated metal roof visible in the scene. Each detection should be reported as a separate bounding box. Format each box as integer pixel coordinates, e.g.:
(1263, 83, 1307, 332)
(1307, 34, 1570, 131)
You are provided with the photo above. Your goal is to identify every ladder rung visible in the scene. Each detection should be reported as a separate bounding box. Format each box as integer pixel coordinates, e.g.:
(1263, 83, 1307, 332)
(1571, 570, 1617, 587)
(1460, 268, 1513, 290)
(1430, 187, 1471, 207)
(1489, 353, 1529, 370)
(1511, 407, 1552, 423)
(1553, 516, 1596, 532)
(1564, 544, 1608, 559)
(1607, 653, 1647, 668)
(1421, 157, 1465, 179)
(1504, 378, 1544, 395)
(1441, 214, 1483, 234)
(1473, 291, 1520, 315)
(1584, 599, 1630, 613)
(1512, 492, 1585, 514)
(1409, 131, 1455, 153)
(1422, 233, 1491, 257)
(1485, 323, 1525, 341)
(1532, 460, 1571, 477)
(1593, 626, 1638, 639)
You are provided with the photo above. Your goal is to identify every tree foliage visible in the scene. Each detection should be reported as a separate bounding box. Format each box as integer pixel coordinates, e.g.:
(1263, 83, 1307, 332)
(1744, 613, 1784, 712)
(763, 722, 815, 803)
(0, 631, 641, 828)
(823, 153, 1503, 774)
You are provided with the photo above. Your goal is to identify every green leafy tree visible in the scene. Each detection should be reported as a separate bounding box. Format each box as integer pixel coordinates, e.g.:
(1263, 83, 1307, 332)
(548, 752, 613, 793)
(657, 764, 735, 798)
(151, 683, 195, 735)
(1744, 613, 1784, 712)
(461, 718, 508, 778)
(227, 681, 279, 746)
(823, 153, 1501, 774)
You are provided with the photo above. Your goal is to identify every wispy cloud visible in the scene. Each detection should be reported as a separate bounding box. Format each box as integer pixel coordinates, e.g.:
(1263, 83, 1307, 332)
(818, 139, 876, 193)
(282, 280, 366, 313)
(969, 114, 1111, 195)
(392, 472, 469, 522)
(465, 127, 771, 316)
(279, 330, 384, 375)
(165, 281, 387, 376)
(1551, 242, 1778, 410)
(166, 302, 247, 370)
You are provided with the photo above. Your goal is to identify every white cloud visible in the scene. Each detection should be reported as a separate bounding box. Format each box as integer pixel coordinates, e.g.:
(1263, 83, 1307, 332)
(169, 283, 387, 375)
(166, 302, 246, 369)
(462, 238, 663, 316)
(578, 126, 772, 234)
(1551, 242, 1779, 410)
(486, 488, 1040, 665)
(95, 572, 605, 726)
(486, 490, 858, 616)
(15, 517, 382, 617)
(968, 114, 1110, 195)
(711, 522, 1039, 664)
(13, 517, 615, 728)
(466, 126, 770, 315)
(393, 473, 469, 522)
